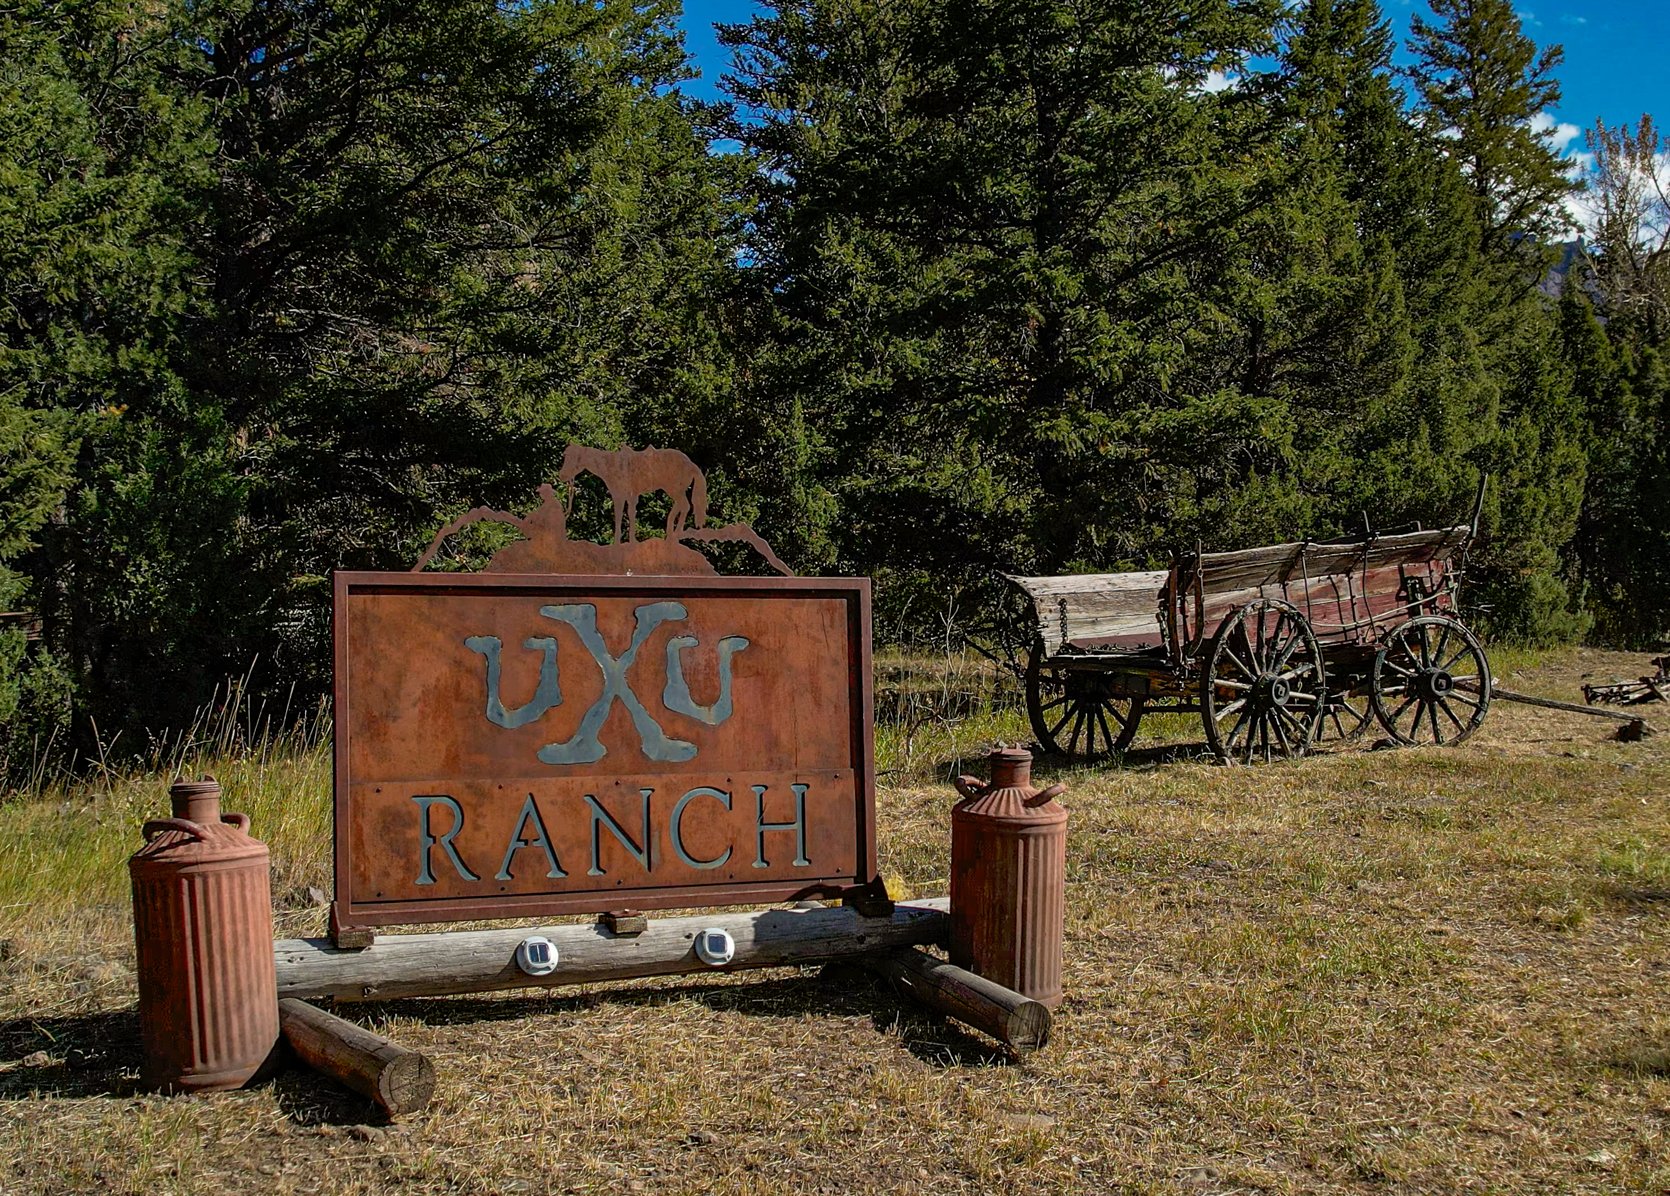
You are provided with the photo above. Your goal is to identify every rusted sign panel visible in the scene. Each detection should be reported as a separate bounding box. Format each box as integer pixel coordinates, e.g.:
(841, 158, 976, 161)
(332, 573, 875, 930)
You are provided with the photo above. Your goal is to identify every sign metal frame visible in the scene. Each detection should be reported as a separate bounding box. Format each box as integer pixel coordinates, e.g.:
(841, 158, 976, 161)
(331, 571, 876, 933)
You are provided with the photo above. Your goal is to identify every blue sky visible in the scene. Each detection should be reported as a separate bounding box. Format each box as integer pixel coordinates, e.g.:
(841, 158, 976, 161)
(675, 0, 1667, 147)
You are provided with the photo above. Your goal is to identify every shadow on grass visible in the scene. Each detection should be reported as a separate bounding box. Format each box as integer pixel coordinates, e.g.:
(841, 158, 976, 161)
(0, 1009, 142, 1101)
(0, 1008, 393, 1126)
(355, 966, 1023, 1070)
(1594, 882, 1670, 907)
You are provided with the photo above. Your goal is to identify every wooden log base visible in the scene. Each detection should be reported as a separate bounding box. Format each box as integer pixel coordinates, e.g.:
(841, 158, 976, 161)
(276, 899, 950, 1003)
(865, 947, 1053, 1054)
(279, 998, 436, 1116)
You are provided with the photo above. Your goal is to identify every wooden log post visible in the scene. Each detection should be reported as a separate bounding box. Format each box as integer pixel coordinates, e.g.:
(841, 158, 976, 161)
(865, 947, 1053, 1054)
(279, 999, 436, 1116)
(275, 899, 950, 1003)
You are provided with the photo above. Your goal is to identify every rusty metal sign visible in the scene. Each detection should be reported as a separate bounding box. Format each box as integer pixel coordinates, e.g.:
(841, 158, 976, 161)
(332, 450, 875, 933)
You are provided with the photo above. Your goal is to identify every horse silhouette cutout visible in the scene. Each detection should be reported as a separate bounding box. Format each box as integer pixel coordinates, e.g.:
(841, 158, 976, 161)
(411, 446, 792, 577)
(558, 445, 707, 544)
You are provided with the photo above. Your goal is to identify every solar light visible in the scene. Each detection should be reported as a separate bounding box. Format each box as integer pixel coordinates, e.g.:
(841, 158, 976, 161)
(515, 936, 559, 976)
(693, 927, 735, 967)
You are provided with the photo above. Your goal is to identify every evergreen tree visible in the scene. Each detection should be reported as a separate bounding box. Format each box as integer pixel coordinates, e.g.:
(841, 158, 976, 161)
(1404, 0, 1590, 642)
(0, 2, 209, 763)
(9, 0, 736, 755)
(1406, 0, 1578, 262)
(719, 0, 1285, 626)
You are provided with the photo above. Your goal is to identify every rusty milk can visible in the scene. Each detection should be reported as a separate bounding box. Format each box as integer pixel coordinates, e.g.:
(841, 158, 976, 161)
(129, 776, 280, 1092)
(950, 746, 1067, 1008)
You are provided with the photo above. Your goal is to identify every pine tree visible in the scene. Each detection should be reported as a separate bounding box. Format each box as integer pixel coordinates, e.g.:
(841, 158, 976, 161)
(1404, 0, 1591, 643)
(0, 2, 209, 763)
(718, 0, 1285, 626)
(1406, 0, 1579, 262)
(10, 0, 738, 754)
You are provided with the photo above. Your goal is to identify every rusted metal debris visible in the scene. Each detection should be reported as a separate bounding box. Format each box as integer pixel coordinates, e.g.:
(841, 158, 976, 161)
(1583, 657, 1670, 707)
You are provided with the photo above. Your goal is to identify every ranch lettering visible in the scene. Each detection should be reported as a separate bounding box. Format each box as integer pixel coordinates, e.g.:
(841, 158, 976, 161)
(409, 781, 812, 887)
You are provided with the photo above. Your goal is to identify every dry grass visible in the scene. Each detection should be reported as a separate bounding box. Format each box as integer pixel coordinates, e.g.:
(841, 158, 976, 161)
(1, 646, 1668, 1194)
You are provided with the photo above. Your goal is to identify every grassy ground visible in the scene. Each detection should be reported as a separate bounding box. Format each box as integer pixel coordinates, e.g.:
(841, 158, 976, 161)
(1, 646, 1667, 1194)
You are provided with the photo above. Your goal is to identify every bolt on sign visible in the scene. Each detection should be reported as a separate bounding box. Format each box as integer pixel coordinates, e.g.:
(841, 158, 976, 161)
(331, 449, 876, 934)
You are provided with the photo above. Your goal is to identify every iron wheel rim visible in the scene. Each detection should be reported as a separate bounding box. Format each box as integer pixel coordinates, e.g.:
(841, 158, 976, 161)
(1371, 616, 1491, 746)
(1025, 646, 1144, 760)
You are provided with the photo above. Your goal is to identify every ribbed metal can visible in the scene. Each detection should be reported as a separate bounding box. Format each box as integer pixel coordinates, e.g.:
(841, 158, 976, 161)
(129, 777, 280, 1092)
(949, 747, 1067, 1008)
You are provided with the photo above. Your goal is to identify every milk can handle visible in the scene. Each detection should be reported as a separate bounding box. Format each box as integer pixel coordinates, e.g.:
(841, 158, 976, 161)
(142, 817, 208, 842)
(952, 775, 987, 800)
(1028, 783, 1067, 805)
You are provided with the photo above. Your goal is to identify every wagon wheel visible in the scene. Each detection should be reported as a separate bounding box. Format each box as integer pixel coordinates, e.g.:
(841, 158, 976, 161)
(1315, 684, 1373, 745)
(1025, 646, 1144, 760)
(1201, 599, 1327, 764)
(1370, 616, 1491, 746)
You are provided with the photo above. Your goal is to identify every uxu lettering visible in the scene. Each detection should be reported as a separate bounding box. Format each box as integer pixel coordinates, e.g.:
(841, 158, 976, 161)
(465, 601, 749, 765)
(411, 784, 812, 886)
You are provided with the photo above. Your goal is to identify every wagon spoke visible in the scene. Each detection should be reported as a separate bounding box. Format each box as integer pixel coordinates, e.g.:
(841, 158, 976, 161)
(1272, 622, 1302, 671)
(1223, 645, 1258, 681)
(1069, 706, 1090, 755)
(1218, 697, 1247, 719)
(1439, 646, 1472, 673)
(1276, 704, 1310, 745)
(1271, 711, 1292, 755)
(1433, 624, 1454, 669)
(1095, 706, 1116, 753)
(1395, 698, 1420, 741)
(1217, 678, 1252, 691)
(1428, 701, 1443, 744)
(1440, 701, 1467, 735)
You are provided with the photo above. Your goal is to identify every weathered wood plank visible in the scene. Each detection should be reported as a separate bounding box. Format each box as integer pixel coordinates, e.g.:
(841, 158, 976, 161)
(1471, 682, 1655, 732)
(1006, 571, 1167, 657)
(275, 899, 951, 1002)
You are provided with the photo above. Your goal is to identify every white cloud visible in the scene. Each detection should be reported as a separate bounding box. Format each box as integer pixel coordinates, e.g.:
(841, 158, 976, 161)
(1202, 70, 1237, 94)
(1530, 110, 1583, 155)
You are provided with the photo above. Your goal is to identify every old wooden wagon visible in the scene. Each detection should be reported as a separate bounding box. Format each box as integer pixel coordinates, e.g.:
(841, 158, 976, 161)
(1002, 498, 1493, 764)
